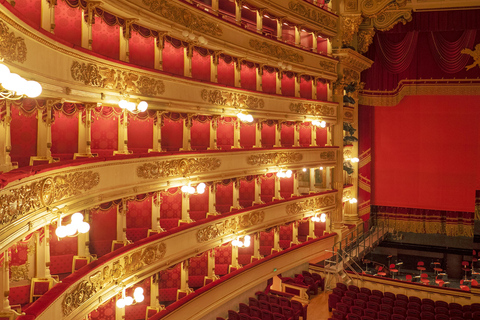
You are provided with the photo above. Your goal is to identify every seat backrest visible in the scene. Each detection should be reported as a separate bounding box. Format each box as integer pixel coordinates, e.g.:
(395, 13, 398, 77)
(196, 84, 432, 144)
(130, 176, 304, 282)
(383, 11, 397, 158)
(364, 308, 377, 318)
(377, 311, 391, 320)
(379, 303, 393, 314)
(435, 301, 448, 309)
(369, 295, 381, 304)
(407, 302, 420, 311)
(336, 302, 349, 314)
(422, 298, 434, 306)
(384, 292, 395, 300)
(270, 303, 282, 314)
(357, 292, 369, 302)
(250, 306, 262, 318)
(381, 297, 394, 306)
(367, 301, 379, 312)
(249, 297, 259, 307)
(421, 304, 435, 313)
(278, 297, 290, 308)
(396, 294, 408, 302)
(239, 303, 250, 315)
(393, 306, 406, 316)
(409, 296, 421, 304)
(268, 295, 279, 305)
(228, 310, 240, 320)
(345, 291, 357, 299)
(350, 305, 363, 316)
(372, 290, 383, 298)
(360, 287, 371, 295)
(348, 285, 360, 293)
(259, 300, 271, 311)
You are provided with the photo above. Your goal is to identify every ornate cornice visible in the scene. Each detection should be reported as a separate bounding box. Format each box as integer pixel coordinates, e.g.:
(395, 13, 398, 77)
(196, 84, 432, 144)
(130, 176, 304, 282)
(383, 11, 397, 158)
(247, 152, 303, 166)
(286, 193, 335, 215)
(287, 1, 338, 32)
(137, 158, 222, 179)
(332, 48, 373, 72)
(289, 102, 336, 117)
(320, 151, 336, 161)
(341, 15, 363, 46)
(0, 20, 27, 63)
(141, 0, 222, 36)
(360, 0, 407, 18)
(201, 89, 265, 109)
(318, 59, 337, 73)
(249, 39, 304, 63)
(358, 28, 375, 54)
(372, 9, 412, 32)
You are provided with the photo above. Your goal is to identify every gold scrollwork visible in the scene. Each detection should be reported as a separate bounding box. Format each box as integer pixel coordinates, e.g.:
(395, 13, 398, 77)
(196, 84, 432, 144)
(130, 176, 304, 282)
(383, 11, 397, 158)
(0, 20, 27, 63)
(319, 60, 336, 73)
(249, 39, 304, 63)
(10, 263, 29, 281)
(247, 152, 303, 166)
(201, 89, 264, 109)
(289, 102, 336, 117)
(320, 151, 336, 161)
(70, 61, 165, 96)
(197, 211, 265, 242)
(343, 189, 352, 201)
(137, 158, 221, 179)
(373, 10, 412, 32)
(341, 15, 364, 46)
(288, 1, 337, 31)
(358, 29, 376, 54)
(286, 194, 336, 215)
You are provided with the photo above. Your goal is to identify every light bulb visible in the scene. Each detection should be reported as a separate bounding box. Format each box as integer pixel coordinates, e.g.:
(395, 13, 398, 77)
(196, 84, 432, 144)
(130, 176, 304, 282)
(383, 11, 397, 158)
(198, 36, 206, 44)
(188, 33, 196, 40)
(244, 235, 251, 242)
(286, 65, 292, 71)
(138, 101, 148, 112)
(181, 186, 189, 193)
(119, 100, 128, 109)
(311, 216, 320, 222)
(320, 213, 327, 222)
(0, 64, 10, 83)
(134, 293, 144, 303)
(312, 120, 320, 126)
(126, 102, 136, 112)
(197, 182, 206, 190)
(351, 157, 359, 163)
(134, 287, 144, 296)
(320, 121, 326, 128)
(246, 114, 253, 123)
(302, 168, 307, 172)
(65, 224, 77, 236)
(182, 30, 189, 38)
(232, 240, 239, 247)
(78, 222, 90, 234)
(3, 73, 22, 91)
(71, 212, 84, 223)
(319, 167, 324, 170)
(286, 170, 292, 178)
(55, 225, 67, 238)
(124, 296, 134, 306)
(116, 298, 126, 308)
(14, 77, 27, 95)
(349, 198, 357, 204)
(188, 186, 195, 194)
(25, 81, 42, 98)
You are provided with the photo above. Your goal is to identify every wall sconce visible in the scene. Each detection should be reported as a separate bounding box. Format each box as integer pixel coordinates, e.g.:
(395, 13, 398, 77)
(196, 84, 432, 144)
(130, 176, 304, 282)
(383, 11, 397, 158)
(182, 30, 208, 45)
(237, 112, 254, 123)
(116, 287, 144, 308)
(349, 157, 359, 163)
(311, 213, 327, 223)
(232, 235, 251, 248)
(311, 120, 326, 128)
(55, 212, 90, 238)
(181, 182, 206, 195)
(118, 99, 148, 113)
(276, 170, 292, 178)
(349, 198, 357, 204)
(302, 168, 307, 172)
(319, 166, 324, 170)
(0, 63, 42, 99)
(277, 61, 292, 71)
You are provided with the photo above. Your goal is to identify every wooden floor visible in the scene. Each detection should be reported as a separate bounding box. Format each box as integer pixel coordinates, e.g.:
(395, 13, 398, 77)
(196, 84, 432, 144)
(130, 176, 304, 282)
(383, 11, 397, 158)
(306, 290, 332, 320)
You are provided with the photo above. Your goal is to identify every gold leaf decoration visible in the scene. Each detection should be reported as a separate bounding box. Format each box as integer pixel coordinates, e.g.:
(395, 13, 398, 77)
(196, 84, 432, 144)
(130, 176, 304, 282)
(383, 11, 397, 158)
(319, 60, 336, 73)
(0, 171, 99, 225)
(288, 1, 337, 31)
(201, 89, 264, 109)
(286, 194, 336, 215)
(70, 61, 165, 96)
(142, 0, 222, 36)
(358, 29, 375, 54)
(289, 102, 336, 116)
(197, 211, 265, 242)
(0, 20, 27, 63)
(249, 39, 304, 63)
(137, 158, 221, 179)
(247, 152, 303, 166)
(320, 151, 336, 161)
(341, 15, 364, 46)
(10, 263, 29, 281)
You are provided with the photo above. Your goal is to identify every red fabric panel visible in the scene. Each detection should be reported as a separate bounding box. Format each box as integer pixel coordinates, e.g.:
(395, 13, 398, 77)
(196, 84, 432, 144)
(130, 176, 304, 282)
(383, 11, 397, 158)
(299, 124, 311, 146)
(216, 121, 234, 150)
(261, 124, 275, 148)
(279, 225, 293, 249)
(127, 197, 152, 228)
(51, 111, 78, 158)
(373, 95, 480, 212)
(282, 26, 295, 45)
(189, 191, 209, 221)
(9, 285, 30, 306)
(50, 254, 74, 275)
(239, 179, 255, 208)
(91, 20, 119, 60)
(314, 221, 326, 238)
(215, 244, 232, 275)
(91, 116, 118, 156)
(240, 122, 255, 148)
(125, 305, 147, 320)
(358, 105, 373, 222)
(241, 65, 257, 91)
(191, 50, 211, 81)
(238, 240, 254, 265)
(281, 76, 295, 97)
(316, 81, 328, 101)
(89, 206, 117, 257)
(317, 39, 328, 54)
(316, 128, 328, 146)
(14, 0, 41, 27)
(10, 107, 37, 168)
(281, 124, 294, 147)
(163, 41, 184, 76)
(54, 0, 82, 46)
(126, 228, 148, 243)
(259, 230, 274, 256)
(217, 59, 235, 87)
(300, 32, 313, 50)
(297, 221, 310, 242)
(50, 224, 77, 256)
(189, 253, 208, 276)
(262, 71, 277, 94)
(128, 116, 153, 153)
(129, 31, 155, 69)
(159, 264, 181, 289)
(300, 78, 312, 99)
(161, 189, 182, 219)
(216, 183, 233, 214)
(261, 176, 275, 203)
(89, 298, 115, 320)
(159, 219, 179, 231)
(158, 288, 178, 303)
(280, 176, 294, 199)
(9, 242, 28, 267)
(161, 118, 183, 151)
(191, 119, 210, 150)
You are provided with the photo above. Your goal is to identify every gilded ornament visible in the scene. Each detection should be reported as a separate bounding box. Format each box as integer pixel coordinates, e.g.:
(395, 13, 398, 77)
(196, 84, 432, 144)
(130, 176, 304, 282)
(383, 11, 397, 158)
(360, 0, 407, 18)
(358, 29, 375, 54)
(247, 152, 303, 166)
(142, 0, 222, 36)
(201, 89, 264, 109)
(341, 15, 364, 46)
(137, 157, 221, 179)
(462, 44, 480, 71)
(10, 263, 29, 281)
(249, 39, 304, 63)
(286, 194, 336, 215)
(0, 20, 27, 63)
(289, 102, 336, 117)
(288, 1, 337, 31)
(373, 10, 412, 32)
(197, 211, 265, 242)
(318, 60, 336, 73)
(320, 151, 336, 161)
(343, 189, 352, 201)
(344, 110, 354, 121)
(71, 61, 165, 96)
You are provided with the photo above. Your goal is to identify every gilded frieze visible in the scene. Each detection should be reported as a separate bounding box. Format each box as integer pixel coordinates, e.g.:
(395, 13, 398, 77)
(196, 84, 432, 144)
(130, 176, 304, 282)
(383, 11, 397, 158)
(360, 0, 407, 18)
(289, 102, 336, 117)
(62, 242, 166, 315)
(286, 194, 335, 215)
(249, 39, 304, 63)
(344, 109, 354, 122)
(373, 10, 412, 32)
(320, 151, 336, 161)
(70, 61, 165, 96)
(0, 20, 27, 63)
(318, 60, 336, 73)
(10, 263, 29, 281)
(197, 211, 265, 242)
(0, 171, 99, 225)
(137, 158, 221, 179)
(201, 89, 265, 109)
(288, 1, 337, 31)
(247, 152, 303, 166)
(341, 15, 364, 46)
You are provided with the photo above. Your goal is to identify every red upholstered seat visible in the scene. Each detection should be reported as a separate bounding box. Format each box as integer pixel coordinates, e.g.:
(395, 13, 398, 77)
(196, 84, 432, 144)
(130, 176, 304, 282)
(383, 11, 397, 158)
(350, 305, 363, 316)
(384, 292, 395, 300)
(381, 297, 394, 307)
(360, 287, 371, 295)
(377, 311, 391, 320)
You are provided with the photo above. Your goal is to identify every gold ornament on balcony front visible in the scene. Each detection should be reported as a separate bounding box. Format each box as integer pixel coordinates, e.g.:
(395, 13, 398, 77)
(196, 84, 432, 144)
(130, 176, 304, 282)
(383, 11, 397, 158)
(462, 44, 480, 71)
(137, 157, 221, 179)
(249, 39, 304, 63)
(289, 102, 335, 116)
(201, 89, 264, 109)
(288, 1, 337, 30)
(0, 20, 27, 63)
(320, 151, 336, 161)
(247, 152, 303, 166)
(286, 194, 336, 215)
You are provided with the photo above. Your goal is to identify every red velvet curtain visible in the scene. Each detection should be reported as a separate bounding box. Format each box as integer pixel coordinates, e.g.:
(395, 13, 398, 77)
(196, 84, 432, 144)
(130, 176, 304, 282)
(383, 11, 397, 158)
(282, 25, 295, 45)
(129, 31, 155, 69)
(189, 191, 209, 221)
(163, 41, 184, 76)
(240, 63, 257, 91)
(54, 0, 82, 46)
(161, 117, 183, 151)
(376, 31, 418, 74)
(300, 77, 312, 99)
(216, 119, 234, 150)
(261, 174, 275, 203)
(91, 115, 118, 157)
(239, 179, 255, 208)
(126, 195, 152, 227)
(217, 58, 235, 87)
(317, 38, 328, 54)
(300, 31, 313, 50)
(316, 81, 328, 101)
(297, 220, 309, 242)
(89, 206, 117, 257)
(192, 49, 211, 81)
(428, 30, 477, 73)
(91, 20, 120, 60)
(281, 123, 295, 147)
(191, 119, 210, 150)
(261, 122, 275, 148)
(280, 176, 294, 199)
(161, 188, 182, 219)
(259, 230, 274, 256)
(14, 0, 41, 28)
(262, 70, 277, 94)
(128, 115, 153, 154)
(279, 224, 293, 249)
(315, 127, 328, 146)
(216, 182, 233, 214)
(299, 123, 311, 146)
(10, 105, 37, 168)
(240, 122, 256, 148)
(51, 111, 78, 160)
(314, 221, 326, 237)
(281, 73, 295, 97)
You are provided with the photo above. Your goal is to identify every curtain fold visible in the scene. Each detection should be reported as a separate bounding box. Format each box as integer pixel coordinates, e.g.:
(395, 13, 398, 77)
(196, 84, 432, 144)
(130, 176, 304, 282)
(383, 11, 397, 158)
(428, 30, 477, 73)
(376, 31, 418, 74)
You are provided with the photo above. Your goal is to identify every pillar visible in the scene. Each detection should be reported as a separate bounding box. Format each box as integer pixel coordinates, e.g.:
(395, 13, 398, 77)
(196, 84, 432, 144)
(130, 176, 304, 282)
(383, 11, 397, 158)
(0, 101, 15, 172)
(40, 0, 55, 33)
(254, 121, 262, 148)
(0, 249, 15, 317)
(327, 125, 333, 146)
(180, 261, 189, 291)
(254, 177, 262, 205)
(180, 116, 192, 151)
(294, 26, 301, 47)
(115, 299, 125, 320)
(150, 274, 160, 307)
(308, 219, 316, 240)
(256, 8, 264, 34)
(310, 124, 317, 147)
(152, 193, 162, 231)
(293, 171, 300, 196)
(231, 179, 241, 210)
(234, 59, 241, 88)
(273, 227, 280, 251)
(231, 242, 240, 268)
(273, 175, 282, 200)
(292, 221, 301, 245)
(181, 191, 191, 222)
(312, 32, 318, 53)
(35, 226, 52, 278)
(184, 45, 193, 78)
(309, 169, 316, 193)
(35, 101, 53, 161)
(234, 0, 243, 25)
(208, 117, 218, 150)
(116, 109, 129, 154)
(77, 210, 90, 257)
(81, 3, 96, 50)
(150, 111, 163, 152)
(211, 0, 219, 15)
(233, 118, 241, 148)
(332, 84, 345, 230)
(276, 71, 282, 95)
(211, 52, 220, 83)
(117, 200, 127, 242)
(276, 17, 284, 40)
(312, 78, 318, 100)
(76, 103, 93, 157)
(207, 183, 218, 216)
(154, 33, 165, 71)
(294, 74, 301, 98)
(207, 250, 215, 277)
(256, 65, 263, 92)
(119, 22, 132, 63)
(274, 122, 282, 147)
(252, 233, 262, 259)
(293, 122, 300, 147)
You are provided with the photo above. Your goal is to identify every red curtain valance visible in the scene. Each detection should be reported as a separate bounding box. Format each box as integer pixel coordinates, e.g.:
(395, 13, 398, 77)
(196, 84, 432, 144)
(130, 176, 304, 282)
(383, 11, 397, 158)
(131, 24, 158, 39)
(375, 31, 418, 74)
(93, 8, 125, 27)
(428, 30, 477, 73)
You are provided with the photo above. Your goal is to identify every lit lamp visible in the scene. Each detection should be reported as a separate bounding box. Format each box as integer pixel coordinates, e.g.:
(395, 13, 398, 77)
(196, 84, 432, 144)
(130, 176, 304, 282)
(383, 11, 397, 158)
(311, 213, 327, 223)
(349, 198, 357, 204)
(55, 212, 90, 238)
(232, 235, 251, 248)
(118, 99, 148, 113)
(116, 287, 144, 308)
(181, 182, 206, 195)
(276, 170, 292, 178)
(311, 120, 326, 128)
(237, 112, 254, 123)
(350, 157, 359, 163)
(0, 63, 42, 99)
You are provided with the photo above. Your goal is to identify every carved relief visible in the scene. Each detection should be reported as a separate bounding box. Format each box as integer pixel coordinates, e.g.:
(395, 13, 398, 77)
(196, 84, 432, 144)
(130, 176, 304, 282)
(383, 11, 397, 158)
(345, 0, 358, 12)
(71, 61, 165, 96)
(142, 0, 222, 36)
(0, 171, 99, 225)
(288, 1, 337, 31)
(286, 194, 336, 215)
(318, 60, 336, 73)
(372, 10, 412, 32)
(358, 29, 375, 54)
(249, 39, 304, 63)
(62, 243, 166, 315)
(343, 68, 360, 84)
(137, 158, 221, 179)
(201, 89, 265, 109)
(320, 151, 336, 161)
(10, 263, 29, 281)
(343, 189, 352, 201)
(247, 152, 303, 166)
(341, 15, 363, 46)
(197, 211, 265, 242)
(289, 102, 336, 117)
(344, 109, 354, 122)
(360, 0, 407, 18)
(0, 20, 27, 63)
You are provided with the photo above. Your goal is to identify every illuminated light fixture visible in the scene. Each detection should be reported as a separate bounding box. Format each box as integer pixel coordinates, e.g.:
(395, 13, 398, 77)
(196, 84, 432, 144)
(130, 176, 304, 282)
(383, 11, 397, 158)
(232, 235, 251, 248)
(55, 212, 90, 238)
(312, 213, 327, 223)
(302, 168, 307, 172)
(118, 99, 148, 113)
(311, 215, 320, 222)
(181, 182, 206, 195)
(182, 30, 208, 45)
(311, 120, 326, 128)
(349, 198, 357, 204)
(277, 170, 292, 178)
(277, 61, 292, 71)
(0, 63, 42, 99)
(319, 167, 324, 170)
(350, 157, 359, 163)
(237, 112, 254, 123)
(116, 287, 144, 309)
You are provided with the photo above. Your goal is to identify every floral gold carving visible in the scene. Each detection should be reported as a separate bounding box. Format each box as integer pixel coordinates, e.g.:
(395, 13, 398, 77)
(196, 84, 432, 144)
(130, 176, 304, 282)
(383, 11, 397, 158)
(197, 211, 265, 242)
(318, 60, 336, 73)
(247, 152, 303, 166)
(201, 89, 264, 109)
(360, 0, 407, 18)
(286, 194, 336, 215)
(249, 39, 304, 63)
(320, 151, 336, 161)
(71, 61, 165, 96)
(288, 1, 337, 31)
(358, 29, 375, 54)
(10, 263, 29, 281)
(343, 189, 352, 201)
(142, 0, 222, 36)
(289, 102, 336, 117)
(0, 20, 27, 63)
(344, 110, 354, 122)
(62, 242, 166, 315)
(373, 10, 412, 32)
(342, 15, 363, 46)
(0, 171, 99, 225)
(345, 0, 358, 12)
(462, 44, 480, 71)
(137, 158, 221, 179)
